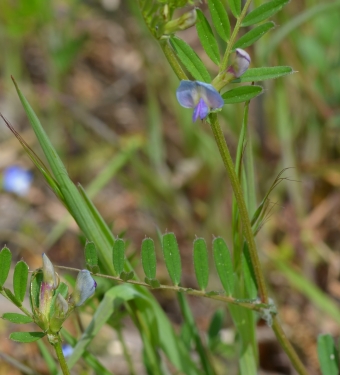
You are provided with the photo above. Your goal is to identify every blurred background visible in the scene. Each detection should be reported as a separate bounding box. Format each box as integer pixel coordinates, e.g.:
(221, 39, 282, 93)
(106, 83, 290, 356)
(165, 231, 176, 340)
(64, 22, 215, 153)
(0, 0, 340, 374)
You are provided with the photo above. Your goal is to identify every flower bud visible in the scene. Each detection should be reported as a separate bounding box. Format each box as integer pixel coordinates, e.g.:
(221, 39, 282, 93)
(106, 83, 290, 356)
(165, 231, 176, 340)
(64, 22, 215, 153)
(40, 254, 58, 322)
(227, 48, 251, 78)
(163, 9, 197, 34)
(42, 253, 57, 288)
(72, 270, 97, 306)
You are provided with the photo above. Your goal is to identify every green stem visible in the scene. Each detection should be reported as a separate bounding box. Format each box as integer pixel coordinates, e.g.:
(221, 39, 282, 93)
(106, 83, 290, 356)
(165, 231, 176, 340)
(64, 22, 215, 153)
(209, 113, 268, 304)
(160, 39, 188, 80)
(53, 339, 71, 375)
(272, 317, 307, 375)
(220, 0, 253, 72)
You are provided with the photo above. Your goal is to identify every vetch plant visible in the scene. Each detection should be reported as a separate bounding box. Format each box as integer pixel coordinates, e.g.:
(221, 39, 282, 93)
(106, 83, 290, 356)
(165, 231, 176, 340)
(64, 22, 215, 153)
(0, 248, 96, 375)
(1, 0, 334, 374)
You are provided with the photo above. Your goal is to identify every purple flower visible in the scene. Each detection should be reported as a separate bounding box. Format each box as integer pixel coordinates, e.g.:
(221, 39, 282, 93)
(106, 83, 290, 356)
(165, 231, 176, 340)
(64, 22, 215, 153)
(227, 48, 251, 78)
(3, 166, 33, 196)
(72, 270, 97, 306)
(62, 344, 74, 357)
(176, 81, 224, 122)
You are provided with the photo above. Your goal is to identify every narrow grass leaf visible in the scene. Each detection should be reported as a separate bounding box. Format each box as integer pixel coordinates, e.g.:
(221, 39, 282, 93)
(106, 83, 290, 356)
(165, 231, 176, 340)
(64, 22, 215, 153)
(196, 9, 220, 65)
(232, 66, 294, 83)
(193, 238, 209, 291)
(162, 233, 182, 286)
(63, 284, 140, 372)
(233, 22, 275, 49)
(208, 0, 230, 41)
(170, 37, 211, 82)
(317, 334, 339, 375)
(10, 332, 45, 343)
(242, 0, 290, 27)
(112, 238, 125, 275)
(213, 237, 234, 295)
(141, 238, 157, 280)
(228, 0, 241, 17)
(223, 86, 263, 104)
(2, 313, 33, 324)
(61, 329, 113, 375)
(13, 260, 29, 304)
(0, 246, 11, 287)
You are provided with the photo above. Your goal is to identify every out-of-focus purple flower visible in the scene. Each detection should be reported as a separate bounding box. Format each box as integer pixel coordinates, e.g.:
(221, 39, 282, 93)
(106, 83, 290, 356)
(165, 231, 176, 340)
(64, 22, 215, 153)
(227, 48, 251, 78)
(176, 81, 224, 122)
(72, 270, 97, 306)
(3, 166, 33, 196)
(62, 344, 74, 358)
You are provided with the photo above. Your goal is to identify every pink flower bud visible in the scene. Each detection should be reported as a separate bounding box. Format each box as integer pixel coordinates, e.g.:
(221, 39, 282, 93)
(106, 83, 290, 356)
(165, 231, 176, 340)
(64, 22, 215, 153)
(227, 48, 251, 78)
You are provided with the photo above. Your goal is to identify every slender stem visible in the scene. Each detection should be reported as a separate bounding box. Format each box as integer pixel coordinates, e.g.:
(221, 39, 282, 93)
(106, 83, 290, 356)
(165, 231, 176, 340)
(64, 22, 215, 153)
(209, 113, 268, 303)
(159, 39, 188, 80)
(53, 265, 268, 312)
(220, 0, 253, 72)
(272, 317, 308, 375)
(53, 339, 71, 375)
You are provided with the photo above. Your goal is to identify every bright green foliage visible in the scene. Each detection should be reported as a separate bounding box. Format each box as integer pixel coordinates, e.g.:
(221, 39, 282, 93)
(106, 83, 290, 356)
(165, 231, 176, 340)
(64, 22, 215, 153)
(0, 246, 12, 287)
(10, 331, 46, 343)
(318, 334, 339, 375)
(2, 313, 33, 324)
(84, 241, 100, 274)
(242, 0, 290, 27)
(170, 37, 211, 82)
(213, 237, 234, 296)
(141, 238, 157, 280)
(196, 9, 220, 65)
(13, 260, 29, 304)
(233, 66, 294, 83)
(112, 238, 126, 275)
(162, 233, 182, 286)
(208, 0, 230, 41)
(228, 0, 242, 17)
(223, 86, 263, 104)
(207, 309, 224, 348)
(30, 270, 43, 311)
(233, 22, 275, 49)
(193, 238, 209, 291)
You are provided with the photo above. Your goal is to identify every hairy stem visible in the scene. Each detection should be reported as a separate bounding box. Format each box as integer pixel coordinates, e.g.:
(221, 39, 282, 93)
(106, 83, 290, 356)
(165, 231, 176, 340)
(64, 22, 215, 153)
(272, 317, 308, 375)
(160, 39, 188, 80)
(53, 339, 71, 375)
(209, 113, 268, 303)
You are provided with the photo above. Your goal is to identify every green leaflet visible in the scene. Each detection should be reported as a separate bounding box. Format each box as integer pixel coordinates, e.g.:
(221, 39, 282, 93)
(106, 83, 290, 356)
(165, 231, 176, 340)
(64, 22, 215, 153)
(162, 233, 182, 286)
(10, 331, 46, 343)
(0, 246, 11, 287)
(2, 313, 33, 324)
(232, 66, 294, 83)
(170, 36, 211, 82)
(196, 9, 220, 65)
(317, 334, 339, 375)
(13, 260, 29, 304)
(208, 0, 230, 41)
(228, 0, 242, 17)
(112, 238, 125, 275)
(242, 0, 290, 27)
(213, 237, 234, 295)
(233, 22, 275, 49)
(193, 238, 209, 291)
(84, 241, 99, 274)
(141, 238, 157, 280)
(223, 85, 263, 104)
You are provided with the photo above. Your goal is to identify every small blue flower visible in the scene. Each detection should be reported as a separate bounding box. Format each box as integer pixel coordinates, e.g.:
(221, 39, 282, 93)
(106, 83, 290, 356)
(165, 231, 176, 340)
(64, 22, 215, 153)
(62, 344, 74, 358)
(176, 81, 224, 122)
(72, 270, 97, 306)
(3, 166, 33, 196)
